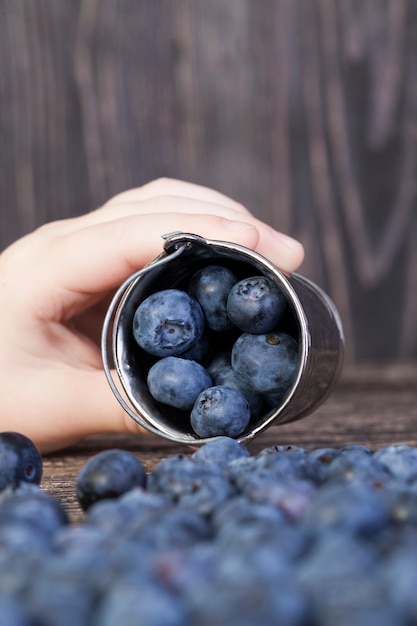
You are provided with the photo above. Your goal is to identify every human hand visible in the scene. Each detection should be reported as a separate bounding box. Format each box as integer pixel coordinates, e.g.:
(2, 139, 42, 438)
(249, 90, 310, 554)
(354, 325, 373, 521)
(0, 178, 304, 453)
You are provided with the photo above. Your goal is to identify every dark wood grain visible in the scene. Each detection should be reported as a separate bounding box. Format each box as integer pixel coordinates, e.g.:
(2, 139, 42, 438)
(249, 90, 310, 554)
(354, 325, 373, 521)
(40, 363, 417, 524)
(0, 0, 416, 363)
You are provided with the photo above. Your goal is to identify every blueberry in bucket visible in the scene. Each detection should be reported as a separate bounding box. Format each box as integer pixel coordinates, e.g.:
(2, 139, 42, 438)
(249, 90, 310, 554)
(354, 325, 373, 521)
(226, 275, 287, 333)
(189, 264, 237, 332)
(132, 289, 205, 357)
(190, 385, 251, 438)
(147, 357, 212, 410)
(231, 331, 299, 395)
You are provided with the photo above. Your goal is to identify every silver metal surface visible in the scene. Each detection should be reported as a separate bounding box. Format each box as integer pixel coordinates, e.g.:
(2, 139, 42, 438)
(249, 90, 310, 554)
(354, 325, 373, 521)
(102, 232, 345, 446)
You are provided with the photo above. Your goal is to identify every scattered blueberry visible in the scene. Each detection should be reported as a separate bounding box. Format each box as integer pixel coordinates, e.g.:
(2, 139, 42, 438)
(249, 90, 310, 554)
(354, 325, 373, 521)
(191, 436, 250, 468)
(76, 449, 147, 511)
(226, 275, 288, 333)
(0, 432, 43, 491)
(0, 592, 34, 626)
(147, 453, 235, 516)
(4, 440, 417, 623)
(0, 484, 68, 535)
(374, 445, 417, 483)
(190, 385, 251, 438)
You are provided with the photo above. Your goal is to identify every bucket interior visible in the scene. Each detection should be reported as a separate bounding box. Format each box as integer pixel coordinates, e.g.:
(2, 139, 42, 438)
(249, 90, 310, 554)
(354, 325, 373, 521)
(111, 239, 303, 444)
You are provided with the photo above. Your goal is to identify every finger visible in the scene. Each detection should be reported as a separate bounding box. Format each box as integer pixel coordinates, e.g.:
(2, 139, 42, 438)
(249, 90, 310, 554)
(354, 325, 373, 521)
(30, 197, 252, 249)
(256, 226, 305, 274)
(82, 195, 304, 274)
(34, 178, 251, 238)
(31, 213, 261, 318)
(63, 196, 250, 231)
(77, 201, 304, 274)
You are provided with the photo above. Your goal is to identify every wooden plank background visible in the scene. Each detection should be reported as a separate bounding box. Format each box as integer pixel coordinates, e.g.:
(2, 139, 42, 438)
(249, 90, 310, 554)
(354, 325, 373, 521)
(0, 0, 416, 364)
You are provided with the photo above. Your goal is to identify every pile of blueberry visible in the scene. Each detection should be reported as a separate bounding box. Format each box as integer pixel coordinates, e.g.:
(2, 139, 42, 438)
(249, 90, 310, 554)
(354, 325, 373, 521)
(3, 431, 417, 624)
(132, 265, 299, 438)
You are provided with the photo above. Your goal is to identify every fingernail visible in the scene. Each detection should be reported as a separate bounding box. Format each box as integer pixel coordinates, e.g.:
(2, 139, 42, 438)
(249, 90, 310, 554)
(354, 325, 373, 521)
(271, 229, 303, 249)
(221, 219, 256, 232)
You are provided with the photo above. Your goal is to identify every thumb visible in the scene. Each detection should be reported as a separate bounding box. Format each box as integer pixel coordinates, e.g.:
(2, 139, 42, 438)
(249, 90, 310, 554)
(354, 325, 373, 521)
(37, 213, 260, 312)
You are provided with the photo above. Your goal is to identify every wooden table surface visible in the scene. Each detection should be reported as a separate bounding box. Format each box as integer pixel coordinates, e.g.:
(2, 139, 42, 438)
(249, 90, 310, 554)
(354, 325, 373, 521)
(41, 363, 417, 523)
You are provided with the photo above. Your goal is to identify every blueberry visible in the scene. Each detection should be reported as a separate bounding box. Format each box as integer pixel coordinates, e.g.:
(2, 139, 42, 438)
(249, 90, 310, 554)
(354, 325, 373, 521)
(231, 331, 299, 395)
(191, 436, 250, 468)
(383, 543, 417, 620)
(0, 485, 68, 535)
(147, 357, 212, 410)
(0, 432, 42, 491)
(0, 592, 33, 626)
(254, 445, 308, 481)
(190, 385, 251, 438)
(248, 477, 317, 523)
(76, 449, 147, 511)
(97, 581, 187, 626)
(226, 275, 287, 333)
(212, 495, 286, 535)
(147, 454, 235, 516)
(176, 328, 212, 363)
(0, 520, 53, 559)
(132, 289, 205, 357)
(127, 507, 213, 549)
(189, 264, 238, 332)
(187, 566, 310, 626)
(85, 487, 169, 532)
(212, 365, 264, 418)
(205, 344, 232, 377)
(304, 447, 341, 483)
(295, 533, 397, 626)
(374, 445, 417, 483)
(301, 481, 390, 538)
(323, 450, 392, 488)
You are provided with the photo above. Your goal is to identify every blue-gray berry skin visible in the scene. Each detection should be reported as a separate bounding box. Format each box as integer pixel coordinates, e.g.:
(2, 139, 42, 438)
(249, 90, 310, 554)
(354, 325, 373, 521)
(97, 581, 187, 626)
(191, 437, 250, 468)
(231, 331, 299, 395)
(132, 289, 205, 357)
(189, 265, 237, 332)
(226, 275, 287, 334)
(147, 357, 212, 410)
(301, 481, 390, 538)
(85, 487, 169, 532)
(205, 344, 233, 378)
(212, 365, 264, 418)
(0, 592, 34, 626)
(374, 445, 417, 483)
(0, 485, 68, 534)
(76, 450, 147, 511)
(147, 454, 235, 516)
(177, 329, 212, 363)
(0, 432, 43, 491)
(190, 385, 251, 438)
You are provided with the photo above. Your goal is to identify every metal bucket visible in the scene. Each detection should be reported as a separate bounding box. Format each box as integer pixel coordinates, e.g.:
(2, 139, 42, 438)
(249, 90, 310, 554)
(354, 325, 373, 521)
(102, 232, 345, 446)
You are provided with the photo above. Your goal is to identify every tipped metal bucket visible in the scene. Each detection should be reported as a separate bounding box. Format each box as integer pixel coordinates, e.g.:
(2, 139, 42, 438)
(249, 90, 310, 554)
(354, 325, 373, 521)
(102, 232, 345, 446)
